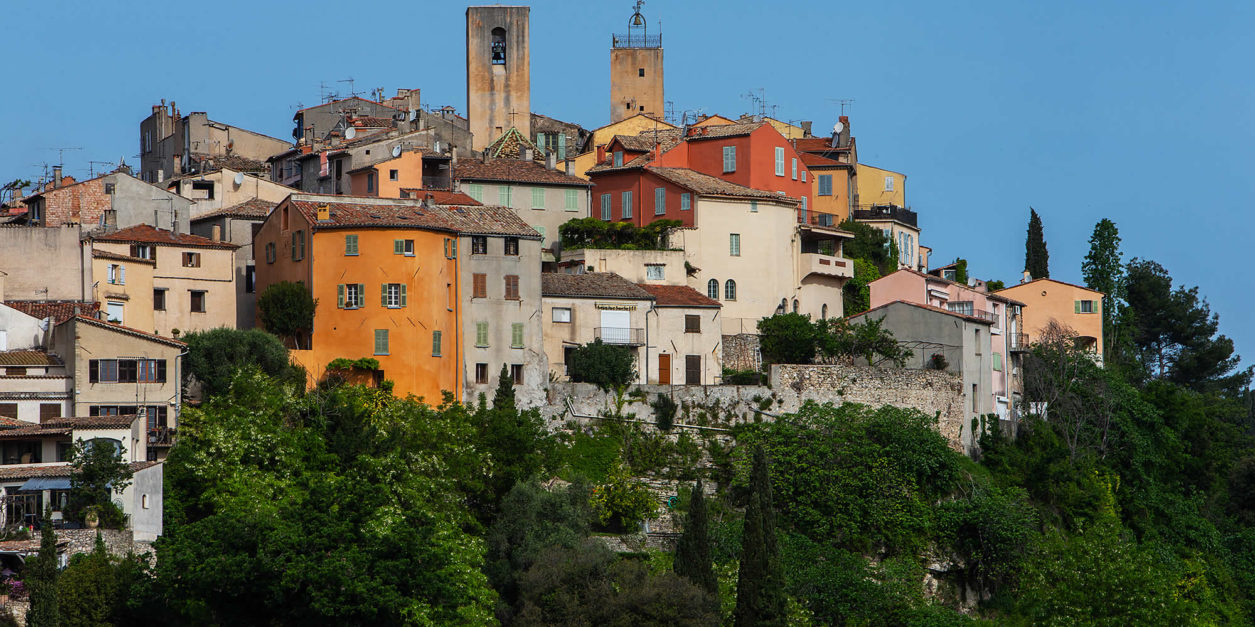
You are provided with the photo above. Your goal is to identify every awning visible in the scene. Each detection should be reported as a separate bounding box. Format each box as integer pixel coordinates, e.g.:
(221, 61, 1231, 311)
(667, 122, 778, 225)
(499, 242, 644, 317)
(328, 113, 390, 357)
(17, 478, 70, 491)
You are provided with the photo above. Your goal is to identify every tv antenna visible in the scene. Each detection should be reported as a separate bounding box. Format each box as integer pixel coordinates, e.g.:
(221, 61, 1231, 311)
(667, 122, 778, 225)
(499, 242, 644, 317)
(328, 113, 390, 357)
(88, 160, 113, 177)
(742, 88, 767, 119)
(319, 81, 338, 104)
(827, 98, 855, 115)
(50, 146, 82, 166)
(338, 77, 359, 98)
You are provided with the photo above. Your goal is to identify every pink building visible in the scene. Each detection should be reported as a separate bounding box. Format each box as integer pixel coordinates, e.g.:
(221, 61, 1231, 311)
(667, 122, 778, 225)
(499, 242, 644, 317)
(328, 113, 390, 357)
(868, 269, 1028, 420)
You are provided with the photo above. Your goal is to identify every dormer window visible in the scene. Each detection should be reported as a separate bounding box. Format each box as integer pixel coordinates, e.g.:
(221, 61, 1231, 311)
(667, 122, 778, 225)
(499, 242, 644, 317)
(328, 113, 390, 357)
(491, 28, 506, 65)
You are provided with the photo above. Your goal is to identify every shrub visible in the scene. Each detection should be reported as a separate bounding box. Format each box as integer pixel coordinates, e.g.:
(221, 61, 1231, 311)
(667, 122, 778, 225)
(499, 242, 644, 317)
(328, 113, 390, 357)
(757, 313, 821, 365)
(183, 327, 303, 398)
(257, 281, 316, 347)
(591, 465, 657, 532)
(722, 368, 765, 385)
(567, 340, 636, 390)
(652, 394, 678, 431)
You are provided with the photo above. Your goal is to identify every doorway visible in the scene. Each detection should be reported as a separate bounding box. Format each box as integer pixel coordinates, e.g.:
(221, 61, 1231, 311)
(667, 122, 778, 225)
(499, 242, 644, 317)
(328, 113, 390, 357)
(658, 354, 671, 385)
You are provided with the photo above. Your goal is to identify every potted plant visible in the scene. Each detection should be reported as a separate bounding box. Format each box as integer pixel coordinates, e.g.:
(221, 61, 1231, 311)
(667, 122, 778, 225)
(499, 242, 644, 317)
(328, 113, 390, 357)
(84, 505, 100, 529)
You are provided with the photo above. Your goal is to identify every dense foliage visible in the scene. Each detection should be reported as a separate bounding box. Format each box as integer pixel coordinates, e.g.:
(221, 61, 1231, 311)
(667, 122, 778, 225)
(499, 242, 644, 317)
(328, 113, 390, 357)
(68, 439, 133, 528)
(256, 280, 316, 347)
(1024, 207, 1050, 279)
(757, 312, 911, 366)
(567, 339, 636, 390)
(183, 327, 304, 398)
(559, 217, 682, 251)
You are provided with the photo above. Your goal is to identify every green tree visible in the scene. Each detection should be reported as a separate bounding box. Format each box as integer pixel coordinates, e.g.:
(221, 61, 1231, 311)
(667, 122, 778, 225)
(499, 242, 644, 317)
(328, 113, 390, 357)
(1024, 208, 1049, 279)
(57, 534, 119, 627)
(567, 339, 636, 390)
(839, 220, 895, 275)
(257, 280, 317, 348)
(68, 439, 133, 527)
(757, 313, 821, 365)
(26, 511, 59, 627)
(842, 258, 881, 314)
(820, 316, 913, 367)
(183, 327, 303, 398)
(674, 480, 717, 595)
(985, 279, 1006, 292)
(493, 363, 516, 411)
(735, 447, 786, 626)
(1082, 219, 1124, 358)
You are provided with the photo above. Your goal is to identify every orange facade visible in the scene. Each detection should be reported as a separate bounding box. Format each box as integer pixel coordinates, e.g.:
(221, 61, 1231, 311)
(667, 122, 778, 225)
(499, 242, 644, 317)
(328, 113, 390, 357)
(348, 150, 425, 199)
(254, 202, 462, 403)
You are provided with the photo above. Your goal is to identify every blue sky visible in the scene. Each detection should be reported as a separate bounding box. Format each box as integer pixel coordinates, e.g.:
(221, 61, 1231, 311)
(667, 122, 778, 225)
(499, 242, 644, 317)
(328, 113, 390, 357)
(3, 0, 1252, 369)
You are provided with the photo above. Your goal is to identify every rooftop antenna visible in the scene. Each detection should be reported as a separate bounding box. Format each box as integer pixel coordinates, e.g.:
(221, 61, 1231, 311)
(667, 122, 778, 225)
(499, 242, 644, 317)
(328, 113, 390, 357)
(742, 88, 767, 119)
(88, 160, 113, 177)
(338, 77, 359, 98)
(664, 100, 676, 125)
(51, 146, 82, 167)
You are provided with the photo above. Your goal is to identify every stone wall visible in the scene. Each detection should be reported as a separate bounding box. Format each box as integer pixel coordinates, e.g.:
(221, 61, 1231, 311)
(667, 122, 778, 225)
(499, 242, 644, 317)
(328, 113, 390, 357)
(721, 333, 760, 372)
(544, 363, 967, 450)
(56, 528, 149, 559)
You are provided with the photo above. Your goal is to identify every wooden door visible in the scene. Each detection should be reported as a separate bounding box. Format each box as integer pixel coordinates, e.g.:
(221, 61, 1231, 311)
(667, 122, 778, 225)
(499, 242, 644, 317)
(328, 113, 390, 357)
(685, 355, 702, 385)
(658, 354, 671, 385)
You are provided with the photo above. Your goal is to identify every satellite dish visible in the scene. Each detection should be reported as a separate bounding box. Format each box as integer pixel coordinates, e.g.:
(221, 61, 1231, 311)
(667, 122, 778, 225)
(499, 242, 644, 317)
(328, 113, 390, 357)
(345, 127, 357, 140)
(233, 172, 245, 186)
(833, 121, 844, 134)
(391, 145, 402, 158)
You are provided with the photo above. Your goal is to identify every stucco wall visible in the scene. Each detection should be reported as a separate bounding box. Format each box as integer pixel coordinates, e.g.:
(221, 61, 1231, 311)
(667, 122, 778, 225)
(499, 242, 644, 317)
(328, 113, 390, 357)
(563, 248, 686, 285)
(542, 296, 651, 384)
(467, 6, 530, 150)
(996, 279, 1104, 358)
(611, 47, 664, 122)
(51, 318, 182, 420)
(0, 302, 47, 351)
(128, 463, 163, 542)
(0, 226, 88, 301)
(457, 181, 588, 250)
(92, 240, 235, 337)
(647, 306, 721, 385)
(92, 255, 155, 332)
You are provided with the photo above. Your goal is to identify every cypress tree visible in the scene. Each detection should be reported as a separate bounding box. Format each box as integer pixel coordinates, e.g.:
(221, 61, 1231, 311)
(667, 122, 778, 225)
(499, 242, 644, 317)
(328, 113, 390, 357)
(27, 511, 59, 627)
(735, 448, 786, 626)
(493, 364, 515, 411)
(1025, 208, 1050, 279)
(674, 479, 716, 595)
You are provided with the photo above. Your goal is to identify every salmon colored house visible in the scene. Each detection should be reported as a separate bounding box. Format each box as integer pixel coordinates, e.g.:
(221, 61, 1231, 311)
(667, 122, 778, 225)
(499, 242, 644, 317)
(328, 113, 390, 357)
(995, 278, 1104, 363)
(253, 194, 538, 403)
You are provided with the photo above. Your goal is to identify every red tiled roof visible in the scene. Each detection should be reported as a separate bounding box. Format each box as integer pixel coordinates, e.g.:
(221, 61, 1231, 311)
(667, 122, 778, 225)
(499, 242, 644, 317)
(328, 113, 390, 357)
(91, 249, 156, 265)
(287, 194, 540, 238)
(43, 415, 138, 430)
(454, 159, 592, 187)
(683, 122, 764, 141)
(397, 190, 482, 206)
(0, 351, 61, 367)
(191, 198, 278, 222)
(612, 129, 684, 153)
(350, 116, 393, 128)
(793, 137, 851, 153)
(94, 224, 239, 250)
(849, 299, 994, 326)
(994, 277, 1105, 298)
(542, 273, 654, 300)
(636, 284, 721, 308)
(64, 315, 186, 348)
(3, 301, 98, 325)
(799, 152, 846, 168)
(646, 167, 800, 203)
(0, 461, 158, 481)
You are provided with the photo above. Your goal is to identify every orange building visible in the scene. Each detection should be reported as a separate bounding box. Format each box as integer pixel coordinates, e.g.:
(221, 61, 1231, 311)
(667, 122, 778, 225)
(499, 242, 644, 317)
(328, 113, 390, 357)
(254, 194, 538, 403)
(347, 150, 426, 199)
(995, 278, 1104, 362)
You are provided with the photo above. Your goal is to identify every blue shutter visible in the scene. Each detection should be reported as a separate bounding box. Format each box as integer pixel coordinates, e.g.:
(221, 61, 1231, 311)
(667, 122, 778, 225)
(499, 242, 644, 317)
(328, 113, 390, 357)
(681, 193, 691, 211)
(655, 188, 665, 215)
(601, 193, 612, 220)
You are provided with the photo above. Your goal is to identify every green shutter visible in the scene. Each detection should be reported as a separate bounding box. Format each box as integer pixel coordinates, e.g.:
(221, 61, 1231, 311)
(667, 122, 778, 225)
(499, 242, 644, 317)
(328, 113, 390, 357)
(346, 234, 357, 255)
(993, 353, 1002, 371)
(565, 189, 577, 211)
(394, 239, 403, 254)
(476, 322, 489, 347)
(337, 284, 345, 308)
(374, 329, 388, 355)
(357, 284, 365, 308)
(512, 323, 524, 348)
(400, 284, 407, 307)
(1074, 300, 1082, 314)
(381, 284, 388, 307)
(432, 330, 442, 356)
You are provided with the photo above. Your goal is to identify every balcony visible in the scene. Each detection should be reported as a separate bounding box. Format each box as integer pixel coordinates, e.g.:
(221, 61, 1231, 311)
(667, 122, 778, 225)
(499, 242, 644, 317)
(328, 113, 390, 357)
(595, 327, 645, 346)
(853, 204, 917, 228)
(422, 175, 452, 190)
(946, 303, 998, 323)
(799, 252, 853, 280)
(611, 33, 662, 48)
(148, 426, 176, 447)
(799, 210, 842, 228)
(1009, 333, 1030, 352)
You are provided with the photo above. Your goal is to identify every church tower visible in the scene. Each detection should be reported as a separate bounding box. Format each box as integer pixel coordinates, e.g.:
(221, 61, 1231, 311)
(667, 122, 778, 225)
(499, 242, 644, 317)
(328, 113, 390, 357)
(467, 6, 530, 151)
(610, 2, 664, 122)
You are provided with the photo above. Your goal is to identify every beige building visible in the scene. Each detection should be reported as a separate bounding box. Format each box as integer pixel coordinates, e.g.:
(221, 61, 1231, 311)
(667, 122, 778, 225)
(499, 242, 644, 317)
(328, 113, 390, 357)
(467, 5, 530, 150)
(92, 250, 156, 331)
(190, 199, 277, 329)
(167, 166, 294, 218)
(139, 101, 289, 184)
(571, 114, 676, 181)
(0, 350, 71, 423)
(610, 4, 664, 122)
(90, 225, 238, 337)
(558, 248, 686, 284)
(637, 284, 721, 385)
(455, 157, 591, 252)
(995, 278, 1105, 362)
(541, 273, 654, 384)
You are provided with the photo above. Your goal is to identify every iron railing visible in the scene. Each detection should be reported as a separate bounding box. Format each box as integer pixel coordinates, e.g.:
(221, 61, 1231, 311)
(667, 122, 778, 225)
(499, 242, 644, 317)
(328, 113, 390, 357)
(611, 33, 662, 48)
(853, 204, 917, 227)
(1009, 333, 1030, 351)
(595, 327, 645, 346)
(148, 427, 176, 447)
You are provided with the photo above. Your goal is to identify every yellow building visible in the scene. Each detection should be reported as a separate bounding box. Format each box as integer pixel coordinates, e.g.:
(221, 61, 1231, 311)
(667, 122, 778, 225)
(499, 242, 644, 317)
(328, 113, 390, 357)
(995, 278, 1105, 361)
(91, 250, 156, 332)
(347, 150, 426, 199)
(856, 163, 906, 208)
(571, 113, 676, 180)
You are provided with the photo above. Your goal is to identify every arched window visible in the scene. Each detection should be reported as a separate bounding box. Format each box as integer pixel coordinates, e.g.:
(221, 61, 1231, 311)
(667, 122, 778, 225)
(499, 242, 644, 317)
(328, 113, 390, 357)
(491, 27, 507, 65)
(724, 279, 737, 301)
(792, 299, 799, 313)
(86, 437, 124, 459)
(707, 279, 719, 300)
(821, 304, 829, 319)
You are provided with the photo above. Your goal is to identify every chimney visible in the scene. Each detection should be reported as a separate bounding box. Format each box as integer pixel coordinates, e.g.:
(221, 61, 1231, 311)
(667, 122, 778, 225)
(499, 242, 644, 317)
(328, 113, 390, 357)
(801, 121, 813, 137)
(523, 148, 534, 162)
(596, 145, 606, 163)
(52, 166, 63, 188)
(565, 159, 575, 176)
(211, 225, 222, 242)
(1021, 270, 1031, 284)
(545, 151, 557, 171)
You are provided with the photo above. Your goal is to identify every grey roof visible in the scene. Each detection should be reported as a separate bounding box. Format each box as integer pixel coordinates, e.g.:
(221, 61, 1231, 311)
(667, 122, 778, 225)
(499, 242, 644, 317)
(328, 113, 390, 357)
(541, 272, 654, 300)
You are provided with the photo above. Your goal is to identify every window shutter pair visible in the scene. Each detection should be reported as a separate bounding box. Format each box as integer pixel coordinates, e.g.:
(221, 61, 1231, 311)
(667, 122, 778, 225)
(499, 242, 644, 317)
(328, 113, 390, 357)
(476, 322, 489, 346)
(89, 359, 99, 383)
(394, 239, 404, 255)
(512, 323, 524, 348)
(432, 330, 443, 356)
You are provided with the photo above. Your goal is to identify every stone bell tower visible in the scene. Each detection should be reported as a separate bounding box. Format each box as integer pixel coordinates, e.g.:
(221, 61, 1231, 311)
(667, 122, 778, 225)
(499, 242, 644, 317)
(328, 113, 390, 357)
(467, 5, 531, 151)
(610, 1, 664, 122)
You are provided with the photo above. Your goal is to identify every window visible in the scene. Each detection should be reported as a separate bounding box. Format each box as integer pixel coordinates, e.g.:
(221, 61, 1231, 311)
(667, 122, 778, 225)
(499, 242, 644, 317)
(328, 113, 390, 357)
(344, 234, 359, 255)
(993, 352, 1003, 371)
(88, 359, 166, 384)
(975, 328, 982, 355)
(447, 282, 454, 309)
(190, 290, 206, 313)
(1076, 300, 1097, 314)
(621, 191, 632, 219)
(473, 273, 487, 298)
(646, 264, 664, 280)
(947, 301, 974, 316)
(491, 27, 506, 64)
(374, 329, 389, 355)
(476, 322, 489, 347)
(729, 233, 741, 256)
(468, 183, 483, 202)
(511, 323, 524, 348)
(972, 383, 978, 412)
(389, 169, 398, 181)
(511, 364, 524, 385)
(654, 187, 666, 215)
(531, 187, 545, 209)
(265, 242, 276, 263)
(504, 275, 520, 299)
(821, 304, 828, 319)
(366, 172, 376, 194)
(6, 368, 25, 377)
(503, 237, 519, 256)
(801, 196, 808, 215)
(246, 265, 256, 293)
(565, 189, 578, 211)
(394, 239, 415, 256)
(130, 244, 153, 260)
(142, 494, 149, 509)
(472, 236, 487, 254)
(338, 283, 366, 309)
(614, 151, 624, 167)
(601, 193, 612, 220)
(681, 193, 691, 211)
(0, 404, 15, 419)
(638, 67, 645, 77)
(724, 279, 737, 301)
(707, 279, 719, 300)
(106, 301, 124, 324)
(499, 186, 512, 207)
(153, 289, 166, 311)
(107, 264, 124, 285)
(382, 283, 407, 308)
(291, 230, 305, 261)
(552, 307, 572, 323)
(801, 170, 807, 183)
(722, 146, 736, 173)
(537, 226, 546, 241)
(685, 314, 700, 333)
(750, 200, 758, 213)
(774, 147, 785, 176)
(791, 158, 798, 180)
(475, 363, 489, 384)
(432, 330, 443, 356)
(884, 176, 895, 192)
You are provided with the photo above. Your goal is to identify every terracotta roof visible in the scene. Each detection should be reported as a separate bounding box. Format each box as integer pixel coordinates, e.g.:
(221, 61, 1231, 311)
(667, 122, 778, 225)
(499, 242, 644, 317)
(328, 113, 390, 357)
(64, 315, 186, 348)
(3, 301, 99, 325)
(994, 277, 1105, 298)
(190, 154, 269, 174)
(849, 299, 994, 326)
(586, 151, 655, 174)
(0, 461, 158, 481)
(799, 152, 846, 168)
(541, 273, 654, 300)
(0, 417, 21, 428)
(454, 159, 592, 187)
(0, 351, 61, 367)
(287, 194, 540, 238)
(683, 122, 764, 141)
(0, 425, 70, 439)
(484, 127, 545, 161)
(646, 167, 800, 203)
(793, 137, 851, 153)
(91, 249, 156, 265)
(191, 198, 278, 222)
(612, 129, 684, 153)
(94, 225, 239, 250)
(350, 116, 394, 128)
(636, 284, 721, 308)
(43, 415, 138, 430)
(397, 190, 482, 206)
(883, 268, 1029, 307)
